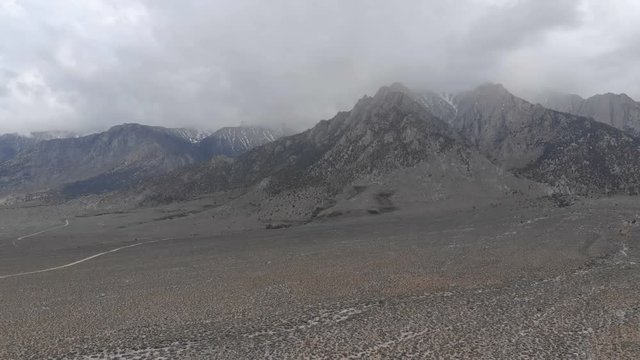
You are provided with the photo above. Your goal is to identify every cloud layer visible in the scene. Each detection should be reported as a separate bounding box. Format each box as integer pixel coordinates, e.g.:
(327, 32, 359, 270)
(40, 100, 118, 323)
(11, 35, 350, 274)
(1, 0, 639, 134)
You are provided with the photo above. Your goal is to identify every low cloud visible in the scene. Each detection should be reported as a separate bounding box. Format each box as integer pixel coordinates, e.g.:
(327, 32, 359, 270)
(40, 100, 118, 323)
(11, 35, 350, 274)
(0, 0, 638, 134)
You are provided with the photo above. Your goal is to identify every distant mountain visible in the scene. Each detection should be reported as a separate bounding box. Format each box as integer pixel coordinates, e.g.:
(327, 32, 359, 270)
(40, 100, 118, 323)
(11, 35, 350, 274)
(419, 84, 640, 195)
(199, 126, 282, 157)
(0, 124, 199, 198)
(0, 131, 78, 163)
(538, 92, 640, 136)
(132, 84, 539, 220)
(0, 134, 37, 163)
(0, 124, 279, 202)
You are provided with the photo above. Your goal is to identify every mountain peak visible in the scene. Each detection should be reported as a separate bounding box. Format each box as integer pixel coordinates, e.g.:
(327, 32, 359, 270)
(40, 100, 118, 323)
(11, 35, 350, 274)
(105, 123, 159, 135)
(592, 92, 636, 103)
(374, 82, 415, 99)
(344, 83, 439, 131)
(473, 82, 513, 99)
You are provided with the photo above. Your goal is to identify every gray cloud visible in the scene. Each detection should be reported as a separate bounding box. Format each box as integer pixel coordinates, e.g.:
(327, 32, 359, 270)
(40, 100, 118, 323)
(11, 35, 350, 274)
(0, 0, 638, 134)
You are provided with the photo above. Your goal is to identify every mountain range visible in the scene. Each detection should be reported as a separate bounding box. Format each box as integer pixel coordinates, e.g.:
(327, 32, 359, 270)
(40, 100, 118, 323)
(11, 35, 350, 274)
(537, 91, 640, 137)
(132, 84, 540, 218)
(126, 83, 640, 223)
(0, 125, 281, 203)
(2, 82, 640, 215)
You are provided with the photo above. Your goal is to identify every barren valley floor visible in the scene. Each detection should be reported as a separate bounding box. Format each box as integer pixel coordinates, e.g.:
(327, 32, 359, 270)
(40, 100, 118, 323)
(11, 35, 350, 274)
(1, 198, 639, 359)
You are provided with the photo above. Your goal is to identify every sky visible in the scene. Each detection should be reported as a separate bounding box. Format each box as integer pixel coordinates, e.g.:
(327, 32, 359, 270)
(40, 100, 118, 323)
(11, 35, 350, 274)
(1, 0, 640, 134)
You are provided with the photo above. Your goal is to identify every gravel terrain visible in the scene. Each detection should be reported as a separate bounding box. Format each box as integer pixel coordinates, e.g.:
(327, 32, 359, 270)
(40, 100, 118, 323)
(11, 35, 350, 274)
(1, 197, 639, 359)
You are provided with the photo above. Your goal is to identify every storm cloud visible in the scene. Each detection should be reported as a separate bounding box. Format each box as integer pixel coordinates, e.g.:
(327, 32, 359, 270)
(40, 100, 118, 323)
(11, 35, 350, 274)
(1, 0, 639, 134)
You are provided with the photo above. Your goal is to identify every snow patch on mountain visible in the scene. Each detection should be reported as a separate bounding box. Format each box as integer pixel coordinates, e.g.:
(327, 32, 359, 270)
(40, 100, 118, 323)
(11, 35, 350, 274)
(210, 127, 280, 152)
(417, 91, 458, 124)
(198, 126, 283, 157)
(169, 128, 213, 143)
(439, 93, 458, 114)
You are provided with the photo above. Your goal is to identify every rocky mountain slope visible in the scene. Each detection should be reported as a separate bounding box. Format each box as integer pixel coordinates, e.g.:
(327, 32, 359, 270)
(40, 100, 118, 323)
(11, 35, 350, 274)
(419, 84, 640, 195)
(539, 92, 640, 137)
(131, 84, 541, 221)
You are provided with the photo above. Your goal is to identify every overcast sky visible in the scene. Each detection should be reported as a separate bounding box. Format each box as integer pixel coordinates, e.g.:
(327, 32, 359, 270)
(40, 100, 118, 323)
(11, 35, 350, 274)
(1, 0, 640, 134)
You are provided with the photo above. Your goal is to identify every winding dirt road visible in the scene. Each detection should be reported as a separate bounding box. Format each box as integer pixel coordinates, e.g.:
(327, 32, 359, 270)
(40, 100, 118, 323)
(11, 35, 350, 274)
(12, 218, 70, 247)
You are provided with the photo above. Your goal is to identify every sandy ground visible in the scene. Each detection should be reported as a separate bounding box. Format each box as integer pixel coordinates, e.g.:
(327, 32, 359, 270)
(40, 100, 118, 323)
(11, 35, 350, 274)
(0, 197, 639, 359)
